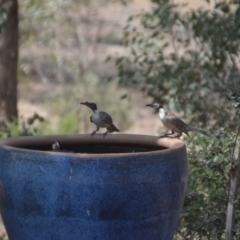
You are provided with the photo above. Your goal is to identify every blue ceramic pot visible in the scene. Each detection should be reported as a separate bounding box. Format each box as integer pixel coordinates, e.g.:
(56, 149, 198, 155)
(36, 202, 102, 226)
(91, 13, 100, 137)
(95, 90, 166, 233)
(0, 134, 187, 240)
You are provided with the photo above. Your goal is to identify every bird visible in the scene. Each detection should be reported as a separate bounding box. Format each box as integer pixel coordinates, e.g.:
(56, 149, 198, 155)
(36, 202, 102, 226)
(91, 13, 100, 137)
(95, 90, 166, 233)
(145, 103, 209, 138)
(80, 101, 120, 136)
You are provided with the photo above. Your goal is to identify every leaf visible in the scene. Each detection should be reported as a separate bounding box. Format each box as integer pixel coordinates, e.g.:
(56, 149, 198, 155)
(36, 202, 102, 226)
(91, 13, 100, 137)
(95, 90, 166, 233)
(120, 93, 128, 99)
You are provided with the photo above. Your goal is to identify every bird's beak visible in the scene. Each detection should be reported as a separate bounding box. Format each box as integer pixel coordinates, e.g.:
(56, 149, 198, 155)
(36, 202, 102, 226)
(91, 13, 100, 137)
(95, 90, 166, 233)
(145, 104, 154, 108)
(80, 102, 88, 106)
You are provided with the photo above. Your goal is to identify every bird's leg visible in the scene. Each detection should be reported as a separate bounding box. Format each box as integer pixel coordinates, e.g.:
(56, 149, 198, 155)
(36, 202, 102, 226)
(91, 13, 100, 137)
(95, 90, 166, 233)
(160, 130, 175, 138)
(165, 130, 175, 136)
(176, 132, 182, 138)
(103, 130, 109, 137)
(91, 127, 99, 136)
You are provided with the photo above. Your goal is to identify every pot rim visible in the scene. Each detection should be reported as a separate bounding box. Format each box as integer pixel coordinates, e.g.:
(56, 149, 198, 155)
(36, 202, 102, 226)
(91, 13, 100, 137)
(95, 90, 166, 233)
(0, 134, 185, 158)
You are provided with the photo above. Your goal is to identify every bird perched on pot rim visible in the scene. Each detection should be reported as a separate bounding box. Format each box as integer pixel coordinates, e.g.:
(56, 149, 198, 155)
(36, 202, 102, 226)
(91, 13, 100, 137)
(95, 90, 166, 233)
(145, 103, 209, 138)
(80, 101, 120, 136)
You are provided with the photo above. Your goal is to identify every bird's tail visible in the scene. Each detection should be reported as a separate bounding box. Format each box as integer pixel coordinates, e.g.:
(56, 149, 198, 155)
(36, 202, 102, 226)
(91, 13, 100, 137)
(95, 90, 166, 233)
(107, 124, 120, 133)
(187, 126, 209, 136)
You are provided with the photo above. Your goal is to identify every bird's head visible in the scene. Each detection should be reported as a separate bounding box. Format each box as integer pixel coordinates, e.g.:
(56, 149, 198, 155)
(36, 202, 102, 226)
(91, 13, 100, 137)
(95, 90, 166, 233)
(145, 103, 163, 110)
(80, 101, 97, 110)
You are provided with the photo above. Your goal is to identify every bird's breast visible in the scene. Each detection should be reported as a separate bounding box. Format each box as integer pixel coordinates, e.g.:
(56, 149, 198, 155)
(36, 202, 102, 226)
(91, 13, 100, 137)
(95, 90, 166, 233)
(91, 112, 109, 128)
(159, 109, 166, 121)
(158, 110, 181, 133)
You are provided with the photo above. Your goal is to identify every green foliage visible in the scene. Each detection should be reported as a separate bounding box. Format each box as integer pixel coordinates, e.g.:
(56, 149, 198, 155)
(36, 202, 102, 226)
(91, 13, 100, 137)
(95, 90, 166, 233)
(0, 2, 7, 33)
(176, 131, 233, 239)
(115, 0, 240, 238)
(0, 113, 45, 138)
(56, 112, 79, 135)
(116, 0, 240, 129)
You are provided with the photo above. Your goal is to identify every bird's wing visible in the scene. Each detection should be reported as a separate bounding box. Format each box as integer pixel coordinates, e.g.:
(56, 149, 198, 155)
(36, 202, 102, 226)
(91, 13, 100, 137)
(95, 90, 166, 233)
(166, 112, 189, 134)
(90, 116, 93, 123)
(99, 111, 113, 125)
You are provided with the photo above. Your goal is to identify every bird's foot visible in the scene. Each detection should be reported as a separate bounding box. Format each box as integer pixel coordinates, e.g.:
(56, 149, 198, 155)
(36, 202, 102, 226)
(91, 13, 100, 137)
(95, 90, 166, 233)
(159, 135, 174, 138)
(91, 128, 99, 137)
(176, 134, 182, 138)
(103, 131, 108, 137)
(91, 131, 96, 137)
(159, 133, 174, 138)
(159, 131, 175, 138)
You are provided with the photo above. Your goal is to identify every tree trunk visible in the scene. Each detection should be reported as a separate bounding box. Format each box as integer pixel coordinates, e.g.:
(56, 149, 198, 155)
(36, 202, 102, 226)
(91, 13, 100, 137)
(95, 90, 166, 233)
(225, 122, 240, 240)
(0, 0, 18, 122)
(225, 142, 240, 240)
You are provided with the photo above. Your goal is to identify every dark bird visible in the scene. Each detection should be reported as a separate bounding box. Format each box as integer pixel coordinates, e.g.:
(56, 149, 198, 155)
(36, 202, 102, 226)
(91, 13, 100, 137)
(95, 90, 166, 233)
(80, 101, 120, 136)
(146, 103, 208, 138)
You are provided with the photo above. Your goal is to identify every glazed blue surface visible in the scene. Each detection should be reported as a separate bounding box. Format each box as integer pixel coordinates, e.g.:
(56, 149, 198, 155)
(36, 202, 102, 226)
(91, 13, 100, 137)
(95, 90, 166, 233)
(0, 141, 187, 240)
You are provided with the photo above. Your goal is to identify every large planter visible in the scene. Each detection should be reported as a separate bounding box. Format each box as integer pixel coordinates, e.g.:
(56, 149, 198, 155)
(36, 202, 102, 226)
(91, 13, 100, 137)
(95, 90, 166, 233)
(0, 134, 187, 240)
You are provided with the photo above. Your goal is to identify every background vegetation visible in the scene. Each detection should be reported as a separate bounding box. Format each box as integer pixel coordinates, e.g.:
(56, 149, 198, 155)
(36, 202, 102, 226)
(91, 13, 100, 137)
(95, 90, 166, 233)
(0, 3, 7, 33)
(0, 0, 135, 138)
(114, 0, 240, 239)
(1, 0, 240, 239)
